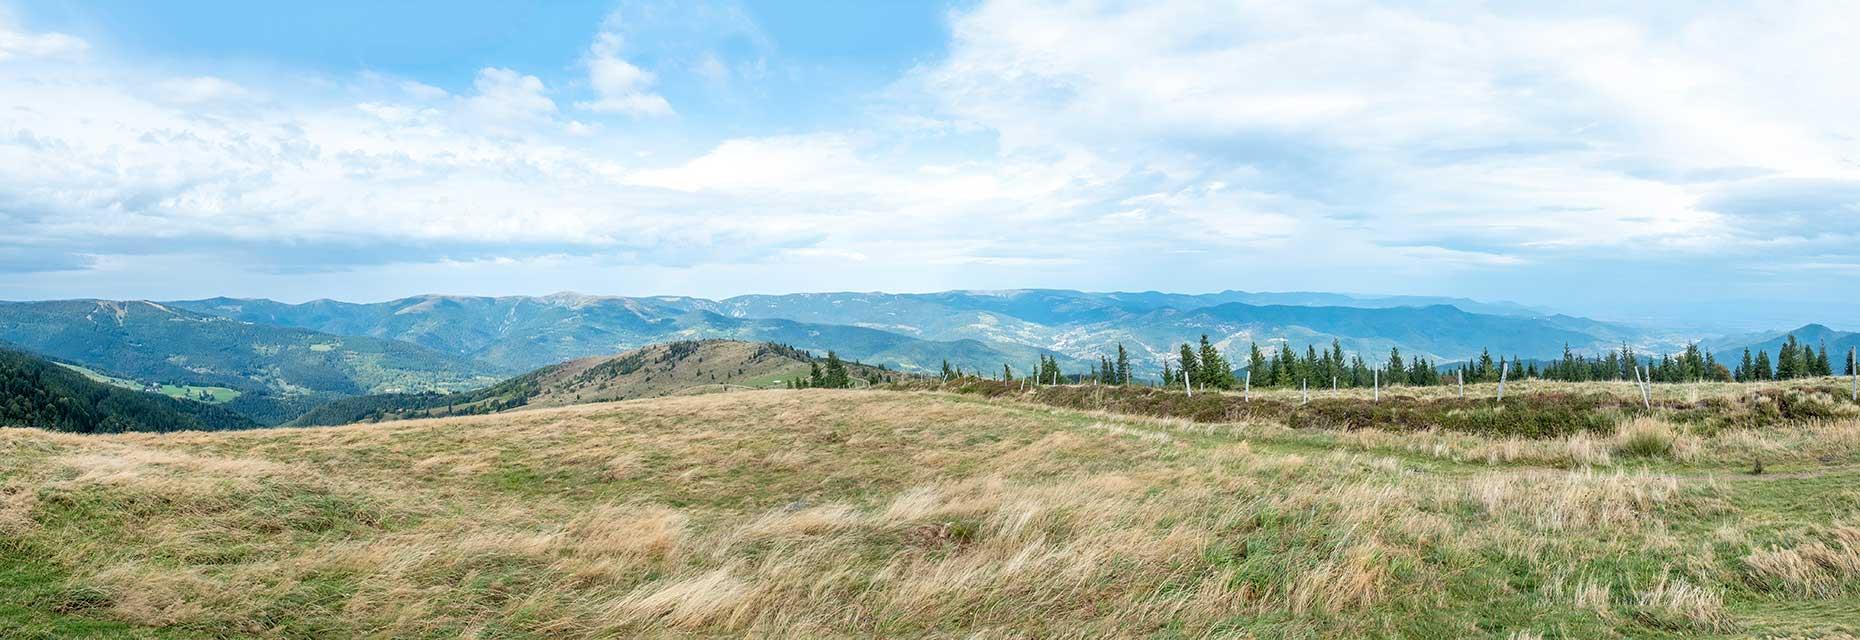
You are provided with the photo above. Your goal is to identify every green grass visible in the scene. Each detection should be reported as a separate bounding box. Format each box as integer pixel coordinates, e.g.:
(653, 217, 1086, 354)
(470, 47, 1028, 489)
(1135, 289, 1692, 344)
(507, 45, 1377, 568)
(154, 384, 241, 404)
(0, 542, 182, 639)
(54, 362, 242, 405)
(4, 382, 1860, 637)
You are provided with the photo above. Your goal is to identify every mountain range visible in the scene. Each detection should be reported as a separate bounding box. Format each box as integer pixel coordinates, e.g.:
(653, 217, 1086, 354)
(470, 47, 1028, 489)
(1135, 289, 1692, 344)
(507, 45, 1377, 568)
(1, 289, 1846, 428)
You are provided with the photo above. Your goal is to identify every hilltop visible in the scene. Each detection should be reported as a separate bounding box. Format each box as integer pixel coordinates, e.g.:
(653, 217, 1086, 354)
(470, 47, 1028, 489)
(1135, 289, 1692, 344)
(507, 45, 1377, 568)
(287, 340, 903, 426)
(5, 382, 1860, 637)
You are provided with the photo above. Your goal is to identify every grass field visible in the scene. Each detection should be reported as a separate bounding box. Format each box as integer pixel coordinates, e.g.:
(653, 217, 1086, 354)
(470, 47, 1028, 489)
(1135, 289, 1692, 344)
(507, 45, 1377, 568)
(54, 362, 242, 405)
(5, 382, 1860, 637)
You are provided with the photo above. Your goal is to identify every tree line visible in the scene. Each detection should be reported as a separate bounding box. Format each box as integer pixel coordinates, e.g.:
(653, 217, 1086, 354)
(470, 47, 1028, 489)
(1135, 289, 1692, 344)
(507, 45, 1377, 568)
(964, 333, 1856, 390)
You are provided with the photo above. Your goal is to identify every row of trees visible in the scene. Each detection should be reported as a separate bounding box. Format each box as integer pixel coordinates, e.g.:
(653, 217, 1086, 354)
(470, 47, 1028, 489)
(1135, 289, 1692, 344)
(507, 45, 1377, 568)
(971, 334, 1857, 390)
(1732, 335, 1843, 382)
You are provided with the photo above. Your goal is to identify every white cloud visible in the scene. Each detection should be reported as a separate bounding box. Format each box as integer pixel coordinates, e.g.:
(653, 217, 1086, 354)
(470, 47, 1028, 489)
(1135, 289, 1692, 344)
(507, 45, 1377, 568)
(910, 0, 1860, 256)
(575, 31, 673, 117)
(464, 67, 556, 122)
(0, 19, 87, 61)
(155, 76, 251, 104)
(2, 0, 1858, 313)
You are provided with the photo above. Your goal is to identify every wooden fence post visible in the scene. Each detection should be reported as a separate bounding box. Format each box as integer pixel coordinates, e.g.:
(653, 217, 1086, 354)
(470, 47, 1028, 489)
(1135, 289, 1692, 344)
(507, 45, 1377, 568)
(1244, 371, 1251, 402)
(1301, 379, 1308, 405)
(1497, 361, 1509, 401)
(1457, 367, 1464, 399)
(1373, 369, 1380, 402)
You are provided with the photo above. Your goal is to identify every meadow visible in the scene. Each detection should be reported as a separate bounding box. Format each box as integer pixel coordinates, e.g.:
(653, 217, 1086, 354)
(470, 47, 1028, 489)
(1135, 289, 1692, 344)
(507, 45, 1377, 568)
(4, 379, 1860, 638)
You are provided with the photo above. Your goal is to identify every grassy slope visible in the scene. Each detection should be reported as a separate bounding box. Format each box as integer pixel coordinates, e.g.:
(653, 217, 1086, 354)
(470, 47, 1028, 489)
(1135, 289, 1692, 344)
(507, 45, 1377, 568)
(4, 386, 1860, 637)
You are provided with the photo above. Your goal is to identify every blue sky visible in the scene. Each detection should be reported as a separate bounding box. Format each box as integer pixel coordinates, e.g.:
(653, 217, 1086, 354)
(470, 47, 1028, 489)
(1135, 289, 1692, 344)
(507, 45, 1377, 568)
(1, 1, 1856, 331)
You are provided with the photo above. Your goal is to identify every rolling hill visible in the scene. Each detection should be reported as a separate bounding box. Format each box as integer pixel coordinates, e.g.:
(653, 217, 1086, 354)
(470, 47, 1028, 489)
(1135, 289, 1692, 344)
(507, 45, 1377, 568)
(0, 300, 508, 424)
(288, 339, 905, 426)
(0, 346, 256, 433)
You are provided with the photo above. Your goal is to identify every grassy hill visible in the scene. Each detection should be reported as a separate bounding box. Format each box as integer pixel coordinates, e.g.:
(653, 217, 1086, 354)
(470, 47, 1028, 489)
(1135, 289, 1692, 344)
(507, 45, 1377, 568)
(6, 380, 1860, 636)
(0, 300, 508, 424)
(0, 347, 255, 433)
(287, 340, 905, 426)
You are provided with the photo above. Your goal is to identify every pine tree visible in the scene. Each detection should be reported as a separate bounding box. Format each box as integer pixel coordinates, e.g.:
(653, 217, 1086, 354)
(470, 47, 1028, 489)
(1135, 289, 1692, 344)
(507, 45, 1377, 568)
(1816, 343, 1832, 377)
(1385, 347, 1407, 386)
(1738, 348, 1753, 382)
(1275, 344, 1298, 386)
(1247, 342, 1267, 384)
(1177, 343, 1201, 388)
(1114, 344, 1131, 385)
(1755, 350, 1774, 380)
(1778, 335, 1801, 379)
(1196, 335, 1235, 389)
(823, 351, 850, 388)
(809, 362, 826, 388)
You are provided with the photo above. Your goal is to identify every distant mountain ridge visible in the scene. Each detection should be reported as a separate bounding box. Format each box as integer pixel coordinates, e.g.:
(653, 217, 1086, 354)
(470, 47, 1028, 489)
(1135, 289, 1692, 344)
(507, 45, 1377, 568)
(167, 289, 1683, 377)
(171, 294, 1081, 373)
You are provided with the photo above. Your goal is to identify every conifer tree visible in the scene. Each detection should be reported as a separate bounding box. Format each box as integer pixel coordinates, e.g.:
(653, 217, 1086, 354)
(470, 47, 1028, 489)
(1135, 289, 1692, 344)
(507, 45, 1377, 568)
(1196, 335, 1235, 389)
(1275, 344, 1298, 386)
(1248, 342, 1268, 384)
(1738, 348, 1754, 382)
(1755, 350, 1774, 380)
(809, 362, 826, 388)
(1779, 335, 1801, 379)
(1386, 347, 1407, 385)
(823, 351, 851, 388)
(1177, 343, 1201, 388)
(1816, 343, 1832, 377)
(1114, 344, 1131, 385)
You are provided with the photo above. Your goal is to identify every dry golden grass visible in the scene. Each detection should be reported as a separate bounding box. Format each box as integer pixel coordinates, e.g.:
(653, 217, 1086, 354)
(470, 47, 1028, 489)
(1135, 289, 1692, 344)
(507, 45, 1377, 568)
(5, 385, 1860, 637)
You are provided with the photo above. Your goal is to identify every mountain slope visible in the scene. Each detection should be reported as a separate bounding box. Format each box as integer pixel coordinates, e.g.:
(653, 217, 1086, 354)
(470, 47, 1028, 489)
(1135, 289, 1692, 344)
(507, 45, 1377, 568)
(0, 347, 256, 433)
(0, 300, 507, 424)
(288, 339, 904, 426)
(173, 296, 1074, 373)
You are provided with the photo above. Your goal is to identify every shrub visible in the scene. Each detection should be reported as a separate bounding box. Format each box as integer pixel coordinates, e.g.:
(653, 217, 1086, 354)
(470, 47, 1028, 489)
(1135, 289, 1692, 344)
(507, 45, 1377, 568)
(1613, 419, 1676, 459)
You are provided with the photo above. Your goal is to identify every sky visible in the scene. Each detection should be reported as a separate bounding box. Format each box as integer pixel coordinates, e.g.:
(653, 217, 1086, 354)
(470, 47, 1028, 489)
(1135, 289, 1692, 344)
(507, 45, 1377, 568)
(0, 1, 1856, 331)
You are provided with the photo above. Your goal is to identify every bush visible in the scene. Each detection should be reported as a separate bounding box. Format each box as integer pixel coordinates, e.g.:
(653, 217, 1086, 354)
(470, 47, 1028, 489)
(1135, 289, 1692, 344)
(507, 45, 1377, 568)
(1613, 420, 1676, 459)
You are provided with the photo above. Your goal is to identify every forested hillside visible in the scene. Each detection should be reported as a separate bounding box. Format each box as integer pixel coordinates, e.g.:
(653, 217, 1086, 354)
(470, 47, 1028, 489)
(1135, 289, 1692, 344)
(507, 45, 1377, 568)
(0, 347, 255, 433)
(0, 300, 507, 424)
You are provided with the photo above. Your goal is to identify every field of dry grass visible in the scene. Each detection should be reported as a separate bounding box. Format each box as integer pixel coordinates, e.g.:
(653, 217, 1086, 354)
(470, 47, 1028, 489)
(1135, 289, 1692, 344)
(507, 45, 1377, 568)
(6, 382, 1860, 638)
